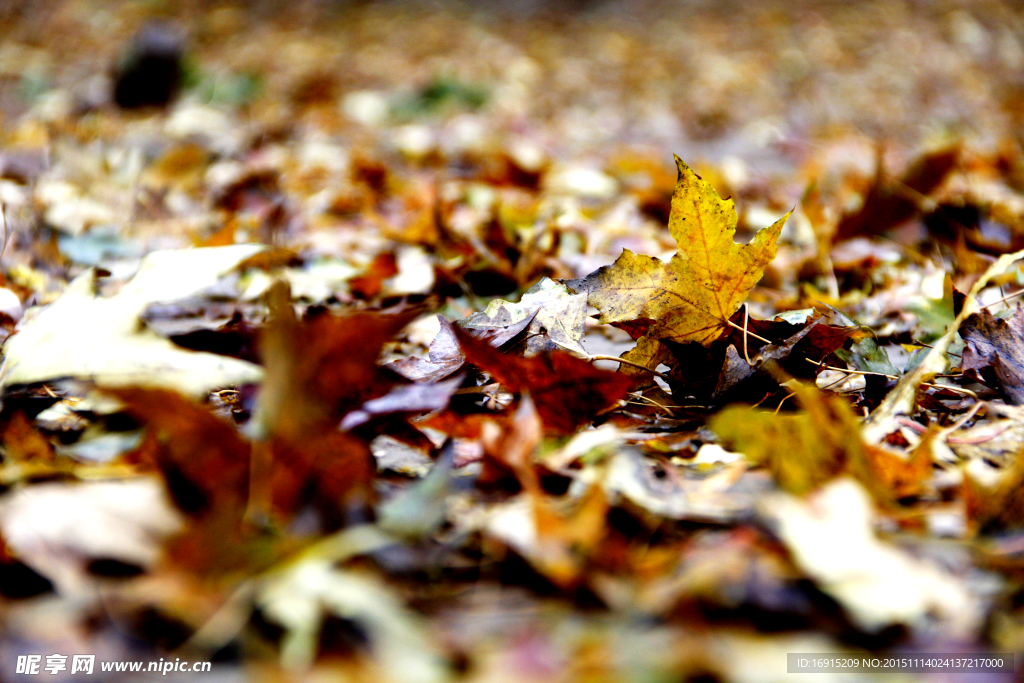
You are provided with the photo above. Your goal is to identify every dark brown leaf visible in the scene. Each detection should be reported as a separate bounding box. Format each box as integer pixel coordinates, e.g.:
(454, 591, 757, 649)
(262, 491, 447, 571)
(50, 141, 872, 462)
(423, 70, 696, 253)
(452, 325, 635, 433)
(960, 306, 1024, 404)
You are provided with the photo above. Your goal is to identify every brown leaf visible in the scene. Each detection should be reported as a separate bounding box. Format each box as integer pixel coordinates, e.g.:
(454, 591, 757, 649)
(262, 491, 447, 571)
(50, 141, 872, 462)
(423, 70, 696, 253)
(960, 306, 1024, 404)
(111, 387, 251, 518)
(257, 281, 416, 438)
(835, 146, 960, 242)
(453, 325, 634, 433)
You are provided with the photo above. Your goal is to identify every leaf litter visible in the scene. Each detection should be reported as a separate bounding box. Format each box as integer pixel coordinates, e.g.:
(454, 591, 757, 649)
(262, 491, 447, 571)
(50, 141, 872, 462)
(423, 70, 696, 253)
(4, 1, 1024, 681)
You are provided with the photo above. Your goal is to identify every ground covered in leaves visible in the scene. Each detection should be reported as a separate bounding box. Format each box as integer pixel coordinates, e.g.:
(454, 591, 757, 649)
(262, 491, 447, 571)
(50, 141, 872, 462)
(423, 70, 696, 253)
(4, 0, 1024, 681)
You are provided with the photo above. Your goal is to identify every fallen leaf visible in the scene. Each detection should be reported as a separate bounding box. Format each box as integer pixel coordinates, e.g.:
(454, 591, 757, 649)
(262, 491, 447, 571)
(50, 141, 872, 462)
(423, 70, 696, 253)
(566, 155, 788, 363)
(711, 376, 933, 504)
(453, 325, 634, 433)
(461, 277, 588, 357)
(110, 387, 252, 519)
(0, 479, 183, 596)
(0, 245, 265, 398)
(340, 374, 464, 430)
(835, 146, 960, 242)
(711, 388, 859, 496)
(255, 280, 416, 438)
(258, 558, 446, 680)
(960, 306, 1024, 404)
(387, 316, 465, 382)
(762, 478, 979, 636)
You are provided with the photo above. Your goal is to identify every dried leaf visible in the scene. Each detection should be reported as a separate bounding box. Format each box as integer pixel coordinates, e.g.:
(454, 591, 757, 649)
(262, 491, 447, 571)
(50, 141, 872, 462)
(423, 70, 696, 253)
(111, 387, 251, 519)
(256, 280, 416, 438)
(462, 277, 587, 357)
(387, 316, 465, 382)
(712, 377, 933, 504)
(567, 156, 788, 354)
(453, 325, 634, 433)
(0, 246, 266, 398)
(835, 146, 960, 242)
(763, 478, 978, 636)
(960, 306, 1024, 404)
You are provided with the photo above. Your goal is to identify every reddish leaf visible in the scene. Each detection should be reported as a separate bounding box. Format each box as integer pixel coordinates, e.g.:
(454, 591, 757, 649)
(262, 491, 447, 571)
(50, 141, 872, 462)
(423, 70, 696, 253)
(349, 252, 399, 299)
(111, 387, 251, 518)
(835, 146, 960, 242)
(452, 325, 634, 433)
(258, 281, 417, 438)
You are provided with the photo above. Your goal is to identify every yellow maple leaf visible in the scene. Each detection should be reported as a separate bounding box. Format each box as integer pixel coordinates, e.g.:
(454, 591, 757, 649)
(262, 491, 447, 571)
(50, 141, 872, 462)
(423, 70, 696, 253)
(568, 156, 789, 362)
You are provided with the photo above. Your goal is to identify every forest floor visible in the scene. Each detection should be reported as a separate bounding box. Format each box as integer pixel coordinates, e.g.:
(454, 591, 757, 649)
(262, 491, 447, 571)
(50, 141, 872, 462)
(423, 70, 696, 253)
(3, 0, 1024, 681)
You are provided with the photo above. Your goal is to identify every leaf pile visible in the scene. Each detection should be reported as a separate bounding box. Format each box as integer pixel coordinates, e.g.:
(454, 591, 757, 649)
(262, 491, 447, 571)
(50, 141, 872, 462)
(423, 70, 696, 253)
(4, 1, 1024, 681)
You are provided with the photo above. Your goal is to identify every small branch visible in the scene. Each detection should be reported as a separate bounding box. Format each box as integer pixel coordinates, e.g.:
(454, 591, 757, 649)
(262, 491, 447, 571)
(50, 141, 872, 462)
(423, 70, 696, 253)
(741, 302, 751, 364)
(982, 288, 1024, 310)
(937, 400, 983, 439)
(589, 354, 672, 380)
(912, 339, 961, 358)
(920, 382, 978, 399)
(726, 318, 772, 345)
(804, 358, 898, 379)
(773, 393, 795, 414)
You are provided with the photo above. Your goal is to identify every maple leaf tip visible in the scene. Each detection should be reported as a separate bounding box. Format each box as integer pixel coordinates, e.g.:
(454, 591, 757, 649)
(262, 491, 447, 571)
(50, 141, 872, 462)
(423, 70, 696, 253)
(673, 154, 698, 180)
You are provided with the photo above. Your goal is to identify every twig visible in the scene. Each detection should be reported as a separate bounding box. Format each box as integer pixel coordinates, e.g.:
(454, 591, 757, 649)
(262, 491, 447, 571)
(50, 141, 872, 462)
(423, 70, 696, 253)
(726, 318, 772, 345)
(937, 400, 983, 440)
(912, 339, 961, 358)
(773, 393, 795, 413)
(804, 358, 898, 379)
(741, 303, 751, 364)
(0, 202, 8, 259)
(588, 354, 672, 380)
(626, 391, 680, 413)
(982, 288, 1024, 310)
(920, 382, 978, 399)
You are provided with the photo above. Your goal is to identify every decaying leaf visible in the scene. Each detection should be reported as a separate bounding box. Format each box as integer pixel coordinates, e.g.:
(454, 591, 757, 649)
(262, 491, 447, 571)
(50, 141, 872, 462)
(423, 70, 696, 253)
(453, 325, 634, 433)
(960, 306, 1024, 405)
(462, 277, 587, 357)
(567, 156, 788, 369)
